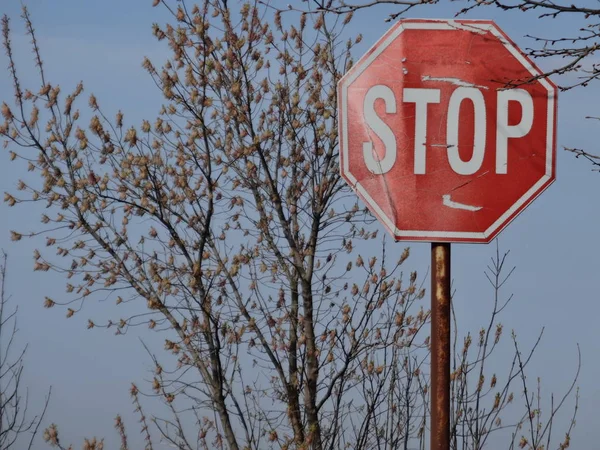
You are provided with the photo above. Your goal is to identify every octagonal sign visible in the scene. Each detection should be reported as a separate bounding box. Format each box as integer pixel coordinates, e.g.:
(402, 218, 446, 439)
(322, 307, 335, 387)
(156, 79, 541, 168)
(338, 19, 557, 243)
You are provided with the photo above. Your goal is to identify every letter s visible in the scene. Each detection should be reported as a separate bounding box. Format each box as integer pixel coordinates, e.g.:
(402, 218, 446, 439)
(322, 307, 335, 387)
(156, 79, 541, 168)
(362, 85, 396, 175)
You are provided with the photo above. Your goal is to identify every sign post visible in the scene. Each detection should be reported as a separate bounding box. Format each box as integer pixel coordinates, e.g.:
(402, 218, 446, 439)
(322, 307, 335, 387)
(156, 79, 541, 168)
(338, 19, 557, 449)
(431, 242, 451, 450)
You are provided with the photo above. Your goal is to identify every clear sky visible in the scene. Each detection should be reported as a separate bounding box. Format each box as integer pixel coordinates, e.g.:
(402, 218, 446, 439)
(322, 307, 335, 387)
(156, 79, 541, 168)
(0, 0, 597, 448)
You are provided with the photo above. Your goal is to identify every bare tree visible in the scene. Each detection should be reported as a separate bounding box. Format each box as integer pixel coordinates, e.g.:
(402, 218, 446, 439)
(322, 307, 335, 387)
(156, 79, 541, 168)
(0, 2, 578, 449)
(0, 252, 50, 449)
(448, 244, 578, 450)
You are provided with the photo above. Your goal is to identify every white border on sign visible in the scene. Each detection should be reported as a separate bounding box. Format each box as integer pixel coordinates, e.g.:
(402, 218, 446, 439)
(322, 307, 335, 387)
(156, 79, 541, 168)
(338, 19, 556, 242)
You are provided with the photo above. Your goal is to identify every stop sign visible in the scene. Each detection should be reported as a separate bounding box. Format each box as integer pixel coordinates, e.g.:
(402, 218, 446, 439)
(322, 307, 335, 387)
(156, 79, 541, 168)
(338, 19, 557, 243)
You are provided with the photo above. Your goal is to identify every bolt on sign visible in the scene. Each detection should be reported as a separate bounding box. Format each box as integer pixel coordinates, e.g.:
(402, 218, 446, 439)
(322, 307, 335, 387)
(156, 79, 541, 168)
(338, 19, 557, 243)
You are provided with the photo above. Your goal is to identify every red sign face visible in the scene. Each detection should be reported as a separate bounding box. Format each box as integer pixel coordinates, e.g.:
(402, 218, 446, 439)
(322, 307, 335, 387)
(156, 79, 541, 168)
(338, 19, 557, 243)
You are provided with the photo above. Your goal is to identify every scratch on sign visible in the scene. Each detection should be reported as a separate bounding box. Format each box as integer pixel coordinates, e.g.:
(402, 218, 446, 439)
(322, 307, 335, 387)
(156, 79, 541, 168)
(442, 194, 482, 212)
(447, 20, 487, 34)
(422, 76, 489, 90)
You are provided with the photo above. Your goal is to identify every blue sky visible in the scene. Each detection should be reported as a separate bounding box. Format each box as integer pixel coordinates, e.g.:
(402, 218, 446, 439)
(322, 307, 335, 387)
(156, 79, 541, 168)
(0, 0, 597, 448)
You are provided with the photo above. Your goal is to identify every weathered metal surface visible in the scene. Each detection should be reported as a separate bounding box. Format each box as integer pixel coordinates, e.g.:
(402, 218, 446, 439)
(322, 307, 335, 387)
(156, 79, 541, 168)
(338, 19, 557, 243)
(431, 242, 451, 450)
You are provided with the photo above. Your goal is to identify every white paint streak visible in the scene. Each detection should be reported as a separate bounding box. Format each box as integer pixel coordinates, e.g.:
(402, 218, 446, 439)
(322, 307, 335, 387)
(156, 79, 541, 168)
(442, 194, 482, 212)
(422, 76, 489, 90)
(447, 20, 487, 34)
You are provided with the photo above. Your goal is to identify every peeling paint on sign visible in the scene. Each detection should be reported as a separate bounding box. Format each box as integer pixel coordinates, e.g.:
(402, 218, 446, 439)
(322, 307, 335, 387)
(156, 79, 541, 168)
(422, 76, 490, 90)
(442, 195, 482, 212)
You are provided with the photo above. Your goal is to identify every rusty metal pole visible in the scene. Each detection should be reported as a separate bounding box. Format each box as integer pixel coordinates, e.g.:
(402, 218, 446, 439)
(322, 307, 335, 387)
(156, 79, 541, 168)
(431, 242, 451, 450)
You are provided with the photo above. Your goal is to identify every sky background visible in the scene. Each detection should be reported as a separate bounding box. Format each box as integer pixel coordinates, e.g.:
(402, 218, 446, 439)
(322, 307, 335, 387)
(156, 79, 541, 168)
(0, 0, 597, 448)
